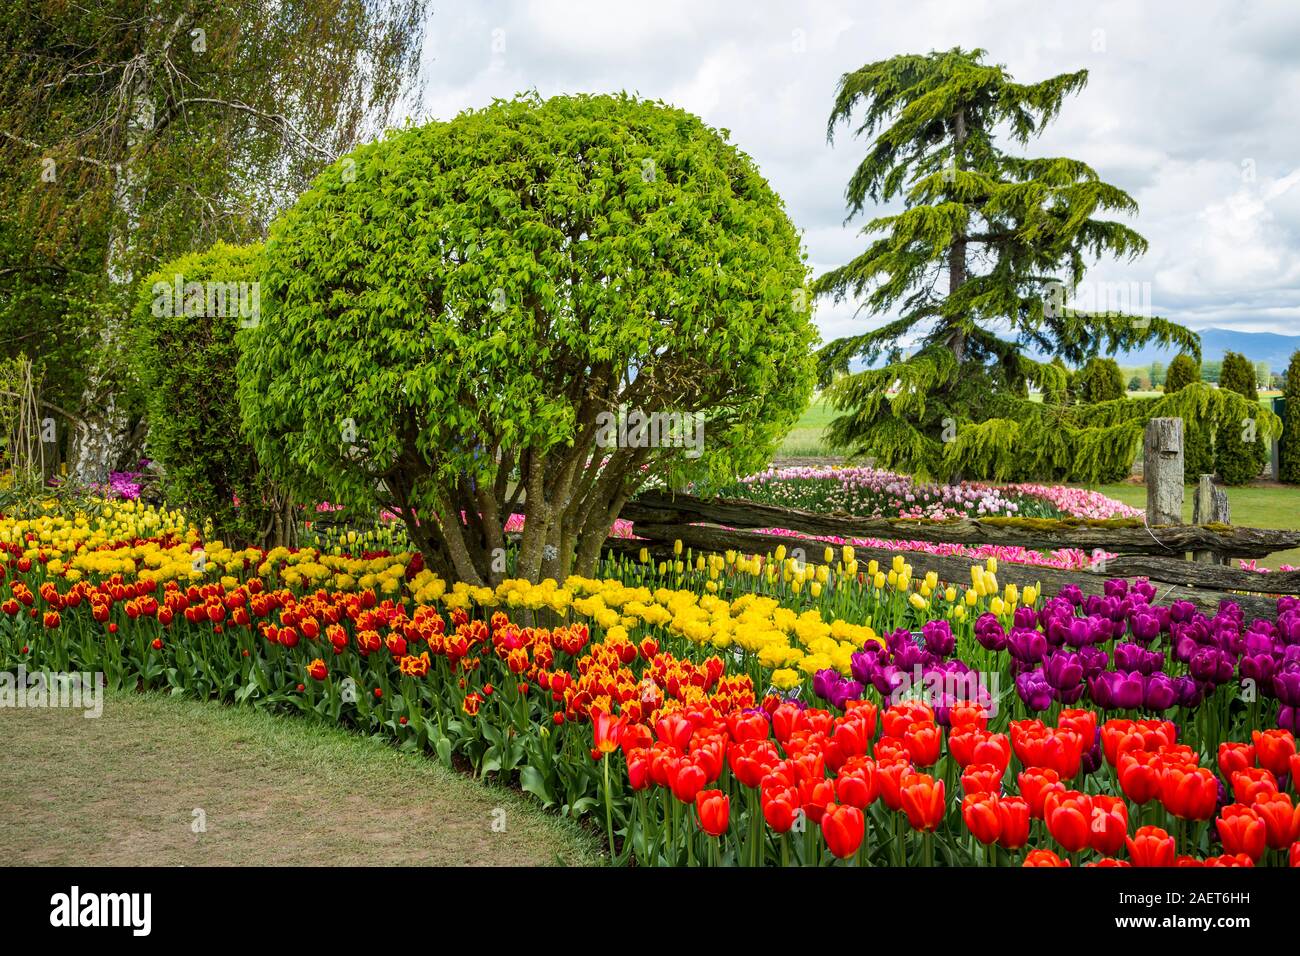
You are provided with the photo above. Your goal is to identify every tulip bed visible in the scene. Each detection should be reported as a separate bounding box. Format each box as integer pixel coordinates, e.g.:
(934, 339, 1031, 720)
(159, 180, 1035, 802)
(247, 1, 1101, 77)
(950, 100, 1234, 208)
(2, 499, 1299, 866)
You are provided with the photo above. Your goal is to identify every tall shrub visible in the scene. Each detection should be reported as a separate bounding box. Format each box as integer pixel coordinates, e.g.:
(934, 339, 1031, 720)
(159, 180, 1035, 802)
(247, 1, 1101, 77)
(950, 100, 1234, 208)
(1280, 350, 1300, 484)
(239, 93, 817, 584)
(1164, 353, 1214, 480)
(132, 242, 292, 546)
(1216, 350, 1265, 485)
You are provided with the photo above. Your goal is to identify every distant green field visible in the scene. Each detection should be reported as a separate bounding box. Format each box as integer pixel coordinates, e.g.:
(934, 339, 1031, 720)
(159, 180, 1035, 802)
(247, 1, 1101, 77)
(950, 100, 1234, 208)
(775, 394, 839, 458)
(1089, 482, 1300, 570)
(773, 396, 1300, 569)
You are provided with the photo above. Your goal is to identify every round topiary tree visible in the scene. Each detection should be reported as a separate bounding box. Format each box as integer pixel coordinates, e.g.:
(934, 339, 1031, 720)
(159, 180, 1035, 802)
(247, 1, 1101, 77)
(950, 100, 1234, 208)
(1216, 350, 1266, 485)
(239, 93, 818, 584)
(1075, 357, 1126, 404)
(1279, 350, 1300, 484)
(132, 242, 294, 547)
(1163, 352, 1214, 480)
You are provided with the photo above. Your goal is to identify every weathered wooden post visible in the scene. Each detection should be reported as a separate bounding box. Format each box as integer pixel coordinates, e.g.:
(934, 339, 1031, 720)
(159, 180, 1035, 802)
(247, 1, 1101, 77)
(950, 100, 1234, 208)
(1144, 417, 1184, 525)
(1192, 474, 1230, 565)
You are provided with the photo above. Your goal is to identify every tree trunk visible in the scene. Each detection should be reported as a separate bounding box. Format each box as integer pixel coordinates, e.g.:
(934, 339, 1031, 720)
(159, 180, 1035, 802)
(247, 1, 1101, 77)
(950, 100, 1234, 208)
(69, 15, 188, 485)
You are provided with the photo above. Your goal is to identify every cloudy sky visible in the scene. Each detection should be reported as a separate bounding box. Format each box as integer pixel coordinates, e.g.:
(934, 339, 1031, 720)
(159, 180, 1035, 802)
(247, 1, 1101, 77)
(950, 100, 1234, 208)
(406, 0, 1300, 344)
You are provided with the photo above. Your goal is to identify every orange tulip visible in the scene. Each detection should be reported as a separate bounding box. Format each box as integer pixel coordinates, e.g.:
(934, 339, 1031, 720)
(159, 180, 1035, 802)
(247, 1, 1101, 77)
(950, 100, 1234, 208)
(1230, 767, 1277, 805)
(900, 774, 945, 831)
(1252, 729, 1297, 777)
(1127, 825, 1176, 867)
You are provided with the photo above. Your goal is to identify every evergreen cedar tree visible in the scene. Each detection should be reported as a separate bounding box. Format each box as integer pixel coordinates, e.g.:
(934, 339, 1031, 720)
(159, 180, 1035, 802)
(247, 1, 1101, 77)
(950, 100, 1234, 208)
(1215, 351, 1267, 485)
(1282, 350, 1300, 484)
(238, 93, 817, 585)
(1163, 353, 1215, 481)
(132, 243, 293, 547)
(812, 48, 1278, 484)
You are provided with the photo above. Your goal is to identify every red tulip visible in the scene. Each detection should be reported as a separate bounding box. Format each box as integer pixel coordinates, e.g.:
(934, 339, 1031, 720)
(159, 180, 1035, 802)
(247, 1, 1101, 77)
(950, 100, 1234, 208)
(1041, 728, 1084, 781)
(834, 758, 878, 810)
(627, 749, 652, 791)
(761, 786, 800, 833)
(728, 738, 779, 789)
(1161, 766, 1218, 821)
(669, 760, 707, 804)
(876, 756, 912, 811)
(1218, 741, 1256, 778)
(1057, 708, 1097, 746)
(1290, 841, 1300, 868)
(1044, 790, 1093, 854)
(900, 774, 945, 832)
(962, 792, 1001, 845)
(1217, 804, 1266, 862)
(306, 658, 327, 681)
(1127, 825, 1176, 867)
(903, 722, 941, 768)
(797, 777, 835, 824)
(695, 790, 729, 838)
(1017, 767, 1064, 819)
(1116, 750, 1163, 805)
(726, 711, 770, 742)
(948, 702, 987, 732)
(771, 702, 802, 744)
(1023, 849, 1069, 867)
(1250, 792, 1299, 850)
(592, 708, 627, 756)
(1089, 795, 1129, 857)
(821, 803, 865, 859)
(996, 795, 1031, 850)
(961, 763, 1004, 797)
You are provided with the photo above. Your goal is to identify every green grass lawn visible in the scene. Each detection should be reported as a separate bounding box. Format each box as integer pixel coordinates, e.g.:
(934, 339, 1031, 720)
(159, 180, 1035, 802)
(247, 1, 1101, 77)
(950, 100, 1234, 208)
(1088, 481, 1300, 569)
(0, 690, 602, 866)
(775, 393, 838, 458)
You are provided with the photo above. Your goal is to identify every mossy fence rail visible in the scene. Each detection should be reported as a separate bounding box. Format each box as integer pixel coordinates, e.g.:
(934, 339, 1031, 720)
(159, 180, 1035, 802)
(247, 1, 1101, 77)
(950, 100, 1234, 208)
(610, 419, 1300, 620)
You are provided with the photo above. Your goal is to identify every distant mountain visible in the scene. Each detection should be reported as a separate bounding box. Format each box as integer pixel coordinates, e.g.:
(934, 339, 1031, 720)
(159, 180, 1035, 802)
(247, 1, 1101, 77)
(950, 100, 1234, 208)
(1072, 327, 1300, 372)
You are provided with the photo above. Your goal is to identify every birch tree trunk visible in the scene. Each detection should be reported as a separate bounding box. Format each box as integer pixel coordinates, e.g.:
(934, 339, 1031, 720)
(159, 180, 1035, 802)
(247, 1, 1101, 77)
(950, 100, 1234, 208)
(68, 15, 187, 484)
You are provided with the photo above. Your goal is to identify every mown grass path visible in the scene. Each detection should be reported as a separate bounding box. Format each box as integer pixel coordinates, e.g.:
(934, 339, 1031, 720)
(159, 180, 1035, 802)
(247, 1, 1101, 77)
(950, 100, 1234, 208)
(0, 690, 601, 866)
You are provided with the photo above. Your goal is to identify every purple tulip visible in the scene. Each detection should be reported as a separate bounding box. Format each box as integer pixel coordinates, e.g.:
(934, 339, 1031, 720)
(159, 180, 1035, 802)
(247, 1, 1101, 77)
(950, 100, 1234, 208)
(921, 619, 955, 657)
(1044, 651, 1084, 691)
(1143, 672, 1178, 711)
(1016, 668, 1054, 711)
(1130, 612, 1161, 645)
(1008, 627, 1048, 666)
(1273, 668, 1300, 707)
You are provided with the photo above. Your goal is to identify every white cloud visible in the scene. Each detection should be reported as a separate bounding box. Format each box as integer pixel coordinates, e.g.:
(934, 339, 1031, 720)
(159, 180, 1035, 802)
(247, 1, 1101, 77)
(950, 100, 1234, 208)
(413, 0, 1300, 337)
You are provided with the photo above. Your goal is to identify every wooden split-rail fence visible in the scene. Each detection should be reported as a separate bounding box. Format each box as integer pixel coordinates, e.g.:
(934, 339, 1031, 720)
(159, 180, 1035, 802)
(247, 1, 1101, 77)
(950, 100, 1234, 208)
(611, 419, 1300, 620)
